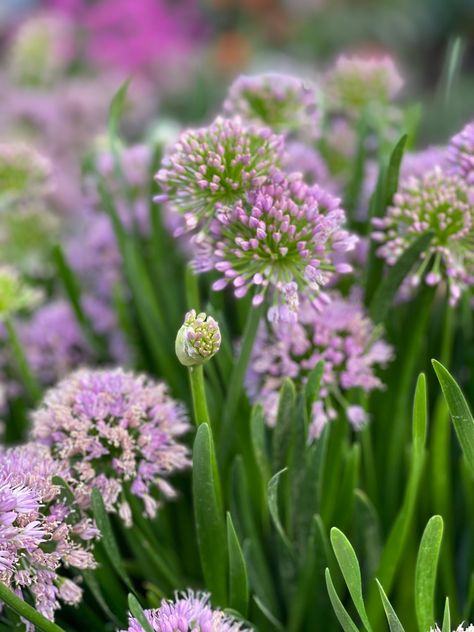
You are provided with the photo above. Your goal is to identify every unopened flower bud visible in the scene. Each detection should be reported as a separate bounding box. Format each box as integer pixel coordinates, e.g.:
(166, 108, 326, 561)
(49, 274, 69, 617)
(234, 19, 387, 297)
(175, 309, 221, 367)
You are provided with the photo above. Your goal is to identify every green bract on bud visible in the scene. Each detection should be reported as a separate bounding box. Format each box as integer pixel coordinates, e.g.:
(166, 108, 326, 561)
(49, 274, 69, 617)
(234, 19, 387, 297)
(175, 310, 221, 367)
(0, 266, 42, 319)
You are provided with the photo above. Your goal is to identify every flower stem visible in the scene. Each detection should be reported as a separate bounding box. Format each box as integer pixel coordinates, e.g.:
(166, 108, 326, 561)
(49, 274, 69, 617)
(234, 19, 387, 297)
(4, 317, 41, 404)
(0, 581, 66, 632)
(189, 365, 211, 427)
(218, 300, 265, 464)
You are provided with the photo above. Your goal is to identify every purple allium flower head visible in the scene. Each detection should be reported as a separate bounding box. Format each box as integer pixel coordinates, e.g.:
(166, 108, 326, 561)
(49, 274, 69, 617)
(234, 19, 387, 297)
(0, 443, 97, 622)
(155, 116, 285, 235)
(400, 146, 448, 181)
(121, 591, 252, 632)
(198, 171, 356, 321)
(325, 54, 403, 117)
(448, 121, 474, 185)
(247, 290, 393, 438)
(223, 73, 321, 139)
(32, 368, 190, 526)
(372, 167, 474, 305)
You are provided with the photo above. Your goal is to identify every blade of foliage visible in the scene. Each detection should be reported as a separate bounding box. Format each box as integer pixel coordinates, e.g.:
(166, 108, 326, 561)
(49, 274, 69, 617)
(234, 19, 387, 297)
(82, 570, 124, 627)
(268, 468, 292, 552)
(354, 490, 382, 581)
(108, 79, 130, 149)
(305, 360, 324, 419)
(4, 317, 41, 404)
(384, 134, 407, 206)
(253, 597, 285, 632)
(227, 512, 249, 617)
(376, 579, 405, 632)
(330, 527, 373, 631)
(91, 488, 134, 593)
(193, 423, 228, 605)
(272, 378, 297, 473)
(442, 598, 451, 632)
(325, 568, 360, 632)
(415, 515, 444, 632)
(0, 581, 66, 632)
(432, 360, 474, 478)
(128, 594, 154, 632)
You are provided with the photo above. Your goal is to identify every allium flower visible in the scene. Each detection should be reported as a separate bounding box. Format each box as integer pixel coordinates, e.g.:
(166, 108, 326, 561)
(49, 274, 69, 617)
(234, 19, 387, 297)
(8, 13, 76, 86)
(198, 172, 356, 321)
(223, 73, 320, 138)
(247, 291, 393, 438)
(121, 591, 251, 632)
(372, 167, 474, 305)
(0, 444, 98, 622)
(325, 54, 403, 117)
(155, 116, 285, 234)
(400, 146, 448, 181)
(32, 368, 190, 526)
(286, 141, 335, 190)
(448, 121, 474, 185)
(0, 267, 42, 319)
(0, 143, 51, 202)
(176, 310, 221, 367)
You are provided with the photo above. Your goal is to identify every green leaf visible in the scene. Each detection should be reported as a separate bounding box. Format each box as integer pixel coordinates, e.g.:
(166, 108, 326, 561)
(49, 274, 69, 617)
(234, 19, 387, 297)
(267, 468, 292, 552)
(330, 528, 373, 631)
(384, 134, 407, 205)
(354, 490, 382, 580)
(108, 79, 131, 144)
(432, 360, 474, 478)
(0, 581, 66, 632)
(193, 423, 228, 605)
(253, 597, 285, 632)
(415, 515, 444, 632)
(325, 568, 360, 632)
(272, 378, 297, 473)
(128, 594, 154, 632)
(91, 488, 134, 593)
(226, 513, 249, 617)
(305, 360, 324, 419)
(82, 570, 123, 627)
(376, 579, 405, 632)
(250, 403, 271, 485)
(442, 597, 451, 632)
(369, 232, 433, 324)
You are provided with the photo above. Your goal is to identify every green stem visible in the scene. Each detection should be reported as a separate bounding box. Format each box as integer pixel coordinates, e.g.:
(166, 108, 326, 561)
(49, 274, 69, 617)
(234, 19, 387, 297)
(5, 318, 41, 404)
(189, 365, 211, 427)
(0, 582, 66, 632)
(218, 300, 265, 464)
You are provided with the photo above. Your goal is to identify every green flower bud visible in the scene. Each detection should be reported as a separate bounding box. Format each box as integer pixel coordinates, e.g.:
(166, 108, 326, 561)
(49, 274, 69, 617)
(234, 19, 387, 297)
(175, 310, 221, 367)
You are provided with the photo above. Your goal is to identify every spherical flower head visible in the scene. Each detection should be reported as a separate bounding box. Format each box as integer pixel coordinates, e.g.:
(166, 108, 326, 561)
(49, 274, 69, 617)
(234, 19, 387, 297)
(448, 121, 474, 185)
(9, 13, 76, 86)
(155, 116, 285, 234)
(32, 368, 190, 526)
(0, 443, 98, 622)
(121, 590, 252, 632)
(201, 172, 357, 321)
(0, 143, 51, 202)
(400, 146, 448, 181)
(325, 54, 403, 117)
(223, 73, 321, 139)
(372, 167, 474, 305)
(176, 309, 221, 367)
(246, 290, 393, 439)
(0, 266, 42, 319)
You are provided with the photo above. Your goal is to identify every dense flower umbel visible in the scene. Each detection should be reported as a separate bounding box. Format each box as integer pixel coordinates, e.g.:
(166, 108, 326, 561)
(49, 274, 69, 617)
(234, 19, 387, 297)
(247, 291, 393, 438)
(198, 172, 356, 321)
(372, 167, 474, 305)
(121, 591, 252, 632)
(155, 116, 285, 234)
(176, 310, 221, 367)
(325, 54, 403, 116)
(32, 368, 190, 526)
(223, 73, 320, 138)
(0, 444, 97, 624)
(448, 121, 474, 185)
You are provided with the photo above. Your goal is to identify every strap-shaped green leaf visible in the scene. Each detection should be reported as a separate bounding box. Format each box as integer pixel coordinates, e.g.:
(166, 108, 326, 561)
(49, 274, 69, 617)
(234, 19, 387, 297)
(442, 597, 451, 632)
(325, 568, 360, 632)
(376, 579, 405, 632)
(432, 359, 474, 477)
(268, 468, 292, 552)
(227, 513, 249, 617)
(415, 515, 444, 632)
(0, 581, 66, 632)
(128, 594, 154, 632)
(330, 528, 373, 631)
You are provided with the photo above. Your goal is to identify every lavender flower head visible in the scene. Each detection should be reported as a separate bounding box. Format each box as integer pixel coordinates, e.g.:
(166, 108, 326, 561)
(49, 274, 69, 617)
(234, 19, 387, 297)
(372, 167, 474, 305)
(325, 54, 403, 117)
(0, 266, 42, 319)
(155, 116, 285, 235)
(121, 591, 252, 632)
(176, 310, 221, 367)
(200, 172, 357, 321)
(0, 444, 98, 623)
(32, 368, 190, 526)
(247, 291, 393, 438)
(9, 13, 76, 86)
(448, 121, 474, 185)
(223, 73, 320, 139)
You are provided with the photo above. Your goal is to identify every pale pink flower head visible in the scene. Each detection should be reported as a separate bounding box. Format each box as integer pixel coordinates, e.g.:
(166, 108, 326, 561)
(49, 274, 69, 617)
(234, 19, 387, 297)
(32, 368, 190, 526)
